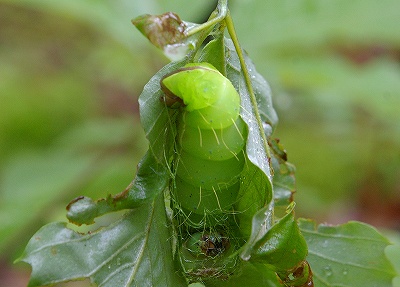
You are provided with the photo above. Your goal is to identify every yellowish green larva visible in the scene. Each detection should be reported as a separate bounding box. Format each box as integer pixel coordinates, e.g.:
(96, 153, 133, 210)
(161, 63, 246, 216)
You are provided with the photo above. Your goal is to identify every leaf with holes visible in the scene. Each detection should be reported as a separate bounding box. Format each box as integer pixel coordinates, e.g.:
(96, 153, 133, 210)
(16, 193, 186, 287)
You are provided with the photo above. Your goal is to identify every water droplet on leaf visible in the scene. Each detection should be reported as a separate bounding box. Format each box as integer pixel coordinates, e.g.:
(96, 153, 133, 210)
(323, 266, 333, 277)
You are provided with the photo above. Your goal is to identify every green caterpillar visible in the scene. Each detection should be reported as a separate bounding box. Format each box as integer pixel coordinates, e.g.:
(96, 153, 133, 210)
(161, 62, 247, 218)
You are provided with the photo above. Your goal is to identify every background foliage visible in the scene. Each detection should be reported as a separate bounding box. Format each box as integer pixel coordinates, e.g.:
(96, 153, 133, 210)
(0, 0, 399, 286)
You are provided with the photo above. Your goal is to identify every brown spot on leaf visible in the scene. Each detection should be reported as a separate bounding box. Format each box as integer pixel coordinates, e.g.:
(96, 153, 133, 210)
(278, 260, 314, 287)
(112, 183, 131, 203)
(132, 12, 187, 48)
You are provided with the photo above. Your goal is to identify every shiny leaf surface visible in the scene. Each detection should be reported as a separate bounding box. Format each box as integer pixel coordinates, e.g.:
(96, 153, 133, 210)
(18, 193, 186, 287)
(299, 219, 396, 287)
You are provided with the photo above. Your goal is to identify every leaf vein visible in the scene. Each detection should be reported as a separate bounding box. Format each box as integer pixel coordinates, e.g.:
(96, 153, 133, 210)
(126, 200, 157, 285)
(308, 250, 393, 274)
(98, 262, 136, 286)
(301, 229, 386, 242)
(88, 231, 146, 277)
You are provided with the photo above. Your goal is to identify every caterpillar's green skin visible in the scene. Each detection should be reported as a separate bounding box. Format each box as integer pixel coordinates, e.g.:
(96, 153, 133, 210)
(161, 63, 246, 216)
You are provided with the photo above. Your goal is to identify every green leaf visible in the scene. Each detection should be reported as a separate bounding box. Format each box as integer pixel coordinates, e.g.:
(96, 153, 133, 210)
(385, 242, 400, 287)
(17, 192, 186, 287)
(197, 34, 226, 74)
(299, 219, 397, 287)
(235, 161, 273, 239)
(243, 204, 308, 272)
(270, 138, 296, 208)
(205, 262, 283, 287)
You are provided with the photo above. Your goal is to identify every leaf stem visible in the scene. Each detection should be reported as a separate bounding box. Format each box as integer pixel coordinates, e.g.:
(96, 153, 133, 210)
(225, 12, 272, 161)
(185, 0, 228, 37)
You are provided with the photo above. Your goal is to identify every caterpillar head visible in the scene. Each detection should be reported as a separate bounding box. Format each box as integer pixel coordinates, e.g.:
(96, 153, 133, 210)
(160, 62, 241, 129)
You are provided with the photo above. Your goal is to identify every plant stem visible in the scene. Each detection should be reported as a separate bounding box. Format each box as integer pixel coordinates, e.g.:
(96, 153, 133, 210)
(225, 12, 272, 162)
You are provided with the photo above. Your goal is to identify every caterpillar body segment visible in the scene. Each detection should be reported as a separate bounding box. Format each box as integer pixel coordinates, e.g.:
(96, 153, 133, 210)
(178, 118, 246, 161)
(161, 63, 247, 216)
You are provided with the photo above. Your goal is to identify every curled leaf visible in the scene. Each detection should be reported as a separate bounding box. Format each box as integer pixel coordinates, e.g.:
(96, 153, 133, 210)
(132, 12, 198, 60)
(242, 204, 308, 272)
(132, 12, 187, 48)
(277, 260, 314, 287)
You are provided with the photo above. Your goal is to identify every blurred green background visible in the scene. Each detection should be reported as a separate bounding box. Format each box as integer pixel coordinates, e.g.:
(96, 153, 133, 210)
(0, 0, 399, 286)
